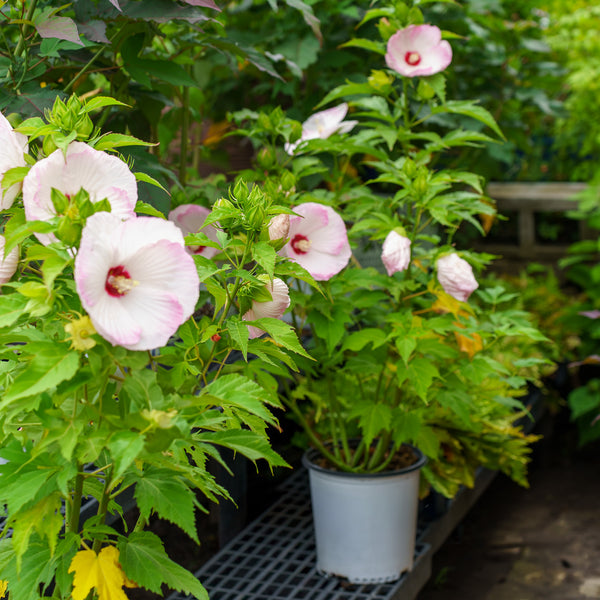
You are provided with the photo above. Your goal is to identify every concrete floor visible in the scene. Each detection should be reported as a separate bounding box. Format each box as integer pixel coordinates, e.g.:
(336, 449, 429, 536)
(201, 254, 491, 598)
(418, 426, 600, 600)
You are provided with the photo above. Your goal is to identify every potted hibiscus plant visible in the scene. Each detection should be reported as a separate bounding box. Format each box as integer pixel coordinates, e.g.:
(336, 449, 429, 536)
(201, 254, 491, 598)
(230, 0, 547, 583)
(0, 95, 310, 599)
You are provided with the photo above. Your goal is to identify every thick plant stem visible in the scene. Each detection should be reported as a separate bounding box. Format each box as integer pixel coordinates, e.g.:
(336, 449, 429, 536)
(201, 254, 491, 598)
(367, 431, 391, 471)
(14, 0, 38, 58)
(69, 469, 84, 534)
(92, 468, 113, 553)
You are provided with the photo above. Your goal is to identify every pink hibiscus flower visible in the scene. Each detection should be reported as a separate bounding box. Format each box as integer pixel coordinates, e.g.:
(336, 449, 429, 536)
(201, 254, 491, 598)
(286, 103, 357, 155)
(22, 141, 137, 245)
(74, 212, 199, 351)
(168, 204, 220, 259)
(280, 203, 351, 281)
(0, 112, 28, 210)
(385, 25, 452, 78)
(243, 278, 291, 339)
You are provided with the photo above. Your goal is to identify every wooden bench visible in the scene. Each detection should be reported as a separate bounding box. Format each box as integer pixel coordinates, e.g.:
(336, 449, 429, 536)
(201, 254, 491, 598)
(483, 182, 590, 260)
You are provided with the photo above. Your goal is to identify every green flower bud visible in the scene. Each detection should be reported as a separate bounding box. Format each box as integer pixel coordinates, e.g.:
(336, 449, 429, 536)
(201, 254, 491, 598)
(43, 135, 58, 157)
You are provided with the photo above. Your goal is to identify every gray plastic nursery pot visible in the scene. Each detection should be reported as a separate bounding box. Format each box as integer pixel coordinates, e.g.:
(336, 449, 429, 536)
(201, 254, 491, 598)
(303, 445, 427, 584)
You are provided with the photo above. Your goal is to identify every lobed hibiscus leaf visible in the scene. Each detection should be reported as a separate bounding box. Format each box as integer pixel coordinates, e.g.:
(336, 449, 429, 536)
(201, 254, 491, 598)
(133, 467, 199, 543)
(193, 429, 289, 467)
(249, 318, 312, 358)
(0, 537, 55, 600)
(407, 357, 441, 401)
(118, 531, 208, 599)
(252, 241, 277, 278)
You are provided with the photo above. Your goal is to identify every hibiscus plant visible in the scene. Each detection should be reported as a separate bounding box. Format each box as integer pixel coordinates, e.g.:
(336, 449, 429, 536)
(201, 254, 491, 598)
(230, 0, 548, 490)
(0, 95, 312, 598)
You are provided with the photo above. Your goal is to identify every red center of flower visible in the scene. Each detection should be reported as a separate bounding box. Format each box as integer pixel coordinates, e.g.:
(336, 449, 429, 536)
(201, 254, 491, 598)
(193, 246, 207, 254)
(291, 234, 311, 255)
(405, 51, 421, 66)
(105, 265, 136, 297)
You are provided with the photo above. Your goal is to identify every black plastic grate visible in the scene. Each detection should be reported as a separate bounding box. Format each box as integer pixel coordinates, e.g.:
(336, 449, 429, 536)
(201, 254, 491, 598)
(168, 471, 430, 600)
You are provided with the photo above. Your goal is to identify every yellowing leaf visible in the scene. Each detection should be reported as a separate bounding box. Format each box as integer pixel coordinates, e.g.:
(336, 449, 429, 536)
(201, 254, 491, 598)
(454, 330, 483, 359)
(69, 546, 135, 600)
(0, 580, 7, 598)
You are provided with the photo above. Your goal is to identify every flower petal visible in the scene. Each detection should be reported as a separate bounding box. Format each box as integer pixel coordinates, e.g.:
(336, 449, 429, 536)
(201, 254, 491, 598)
(23, 142, 137, 243)
(385, 25, 452, 77)
(0, 112, 28, 210)
(168, 204, 219, 258)
(0, 235, 18, 285)
(75, 213, 199, 351)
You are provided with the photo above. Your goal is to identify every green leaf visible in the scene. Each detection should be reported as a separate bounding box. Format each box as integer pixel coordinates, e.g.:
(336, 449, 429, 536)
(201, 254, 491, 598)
(227, 316, 249, 360)
(193, 429, 288, 467)
(84, 96, 130, 113)
(201, 373, 281, 422)
(119, 531, 208, 599)
(107, 430, 147, 481)
(396, 337, 417, 365)
(120, 369, 163, 411)
(135, 200, 166, 218)
(2, 165, 30, 190)
(432, 100, 505, 140)
(3, 345, 80, 404)
(352, 402, 392, 445)
(93, 133, 153, 151)
(249, 318, 312, 358)
(134, 468, 199, 543)
(0, 467, 57, 514)
(0, 293, 28, 327)
(315, 82, 375, 109)
(275, 260, 321, 291)
(0, 537, 55, 600)
(339, 38, 385, 55)
(407, 357, 440, 401)
(11, 494, 62, 569)
(568, 385, 600, 420)
(342, 328, 387, 352)
(251, 241, 276, 278)
(285, 0, 321, 42)
(135, 171, 168, 193)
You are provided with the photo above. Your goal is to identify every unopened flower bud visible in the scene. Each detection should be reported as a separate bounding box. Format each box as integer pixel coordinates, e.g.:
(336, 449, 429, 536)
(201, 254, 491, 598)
(437, 253, 478, 303)
(381, 230, 411, 276)
(269, 214, 290, 241)
(0, 235, 18, 286)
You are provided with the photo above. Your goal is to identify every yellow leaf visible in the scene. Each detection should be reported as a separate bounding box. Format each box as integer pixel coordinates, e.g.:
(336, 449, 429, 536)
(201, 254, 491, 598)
(68, 546, 132, 600)
(0, 580, 7, 598)
(454, 326, 483, 359)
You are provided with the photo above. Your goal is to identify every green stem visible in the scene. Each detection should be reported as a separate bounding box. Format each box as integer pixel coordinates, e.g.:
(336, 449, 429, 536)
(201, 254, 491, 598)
(69, 469, 84, 534)
(284, 398, 352, 471)
(14, 0, 38, 57)
(92, 467, 113, 553)
(64, 26, 123, 95)
(367, 431, 391, 471)
(402, 78, 410, 130)
(179, 84, 190, 184)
